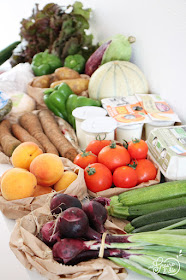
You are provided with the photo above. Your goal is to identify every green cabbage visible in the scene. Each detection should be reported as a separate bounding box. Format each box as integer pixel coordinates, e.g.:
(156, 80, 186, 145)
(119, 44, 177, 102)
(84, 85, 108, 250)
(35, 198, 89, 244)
(101, 34, 135, 64)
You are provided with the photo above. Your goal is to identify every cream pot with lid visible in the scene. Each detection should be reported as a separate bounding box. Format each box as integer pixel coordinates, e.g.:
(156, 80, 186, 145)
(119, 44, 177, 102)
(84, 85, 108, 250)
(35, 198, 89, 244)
(72, 106, 107, 149)
(145, 121, 175, 140)
(116, 123, 144, 143)
(81, 116, 117, 148)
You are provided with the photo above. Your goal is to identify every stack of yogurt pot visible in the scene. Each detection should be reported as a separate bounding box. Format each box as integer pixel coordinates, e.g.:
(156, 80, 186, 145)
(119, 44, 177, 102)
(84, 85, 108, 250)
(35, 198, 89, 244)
(72, 106, 117, 149)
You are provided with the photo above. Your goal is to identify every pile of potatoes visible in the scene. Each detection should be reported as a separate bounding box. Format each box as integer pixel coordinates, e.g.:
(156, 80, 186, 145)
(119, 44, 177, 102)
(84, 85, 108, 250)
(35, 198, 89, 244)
(31, 67, 90, 95)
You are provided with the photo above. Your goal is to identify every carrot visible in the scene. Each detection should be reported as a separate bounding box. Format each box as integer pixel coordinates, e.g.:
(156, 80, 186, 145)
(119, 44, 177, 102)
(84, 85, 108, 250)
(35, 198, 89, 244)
(0, 120, 21, 156)
(11, 123, 44, 151)
(38, 110, 78, 161)
(19, 112, 58, 155)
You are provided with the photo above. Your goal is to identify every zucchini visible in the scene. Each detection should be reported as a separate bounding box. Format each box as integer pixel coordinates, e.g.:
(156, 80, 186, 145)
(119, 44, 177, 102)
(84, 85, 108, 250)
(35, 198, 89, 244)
(125, 206, 186, 233)
(108, 205, 128, 219)
(132, 217, 186, 233)
(0, 41, 20, 65)
(108, 196, 186, 219)
(118, 180, 186, 206)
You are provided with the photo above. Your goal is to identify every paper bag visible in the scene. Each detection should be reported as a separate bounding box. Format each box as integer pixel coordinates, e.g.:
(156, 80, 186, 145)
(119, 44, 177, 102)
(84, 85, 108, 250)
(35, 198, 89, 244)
(9, 203, 127, 280)
(0, 158, 88, 220)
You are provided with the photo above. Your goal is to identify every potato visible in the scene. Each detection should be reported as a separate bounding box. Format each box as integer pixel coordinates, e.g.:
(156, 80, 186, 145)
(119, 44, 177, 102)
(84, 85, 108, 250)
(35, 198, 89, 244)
(31, 75, 51, 88)
(54, 67, 80, 80)
(49, 73, 59, 84)
(50, 78, 89, 95)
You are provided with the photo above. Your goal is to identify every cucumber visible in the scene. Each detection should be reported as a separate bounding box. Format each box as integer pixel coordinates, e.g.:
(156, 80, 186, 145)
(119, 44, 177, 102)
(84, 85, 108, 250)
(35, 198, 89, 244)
(0, 41, 20, 65)
(125, 206, 186, 233)
(108, 196, 186, 219)
(118, 180, 186, 206)
(132, 217, 186, 233)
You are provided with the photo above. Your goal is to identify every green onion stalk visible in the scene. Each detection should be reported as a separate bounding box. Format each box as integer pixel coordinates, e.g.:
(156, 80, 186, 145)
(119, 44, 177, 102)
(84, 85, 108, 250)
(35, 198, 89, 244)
(108, 219, 186, 280)
(53, 219, 186, 280)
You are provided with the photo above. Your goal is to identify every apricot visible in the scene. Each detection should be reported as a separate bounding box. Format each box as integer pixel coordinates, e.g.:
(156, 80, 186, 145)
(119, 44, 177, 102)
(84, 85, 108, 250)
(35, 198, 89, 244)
(30, 153, 64, 187)
(12, 142, 43, 170)
(1, 168, 37, 201)
(54, 171, 78, 191)
(32, 185, 53, 197)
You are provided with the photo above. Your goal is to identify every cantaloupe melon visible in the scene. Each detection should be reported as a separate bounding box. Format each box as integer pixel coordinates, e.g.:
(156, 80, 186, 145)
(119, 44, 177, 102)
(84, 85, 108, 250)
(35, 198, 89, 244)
(88, 61, 149, 100)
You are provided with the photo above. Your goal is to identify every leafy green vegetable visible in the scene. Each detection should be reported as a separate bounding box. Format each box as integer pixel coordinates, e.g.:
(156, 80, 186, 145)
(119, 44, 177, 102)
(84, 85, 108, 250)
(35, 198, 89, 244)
(73, 1, 91, 20)
(10, 1, 98, 66)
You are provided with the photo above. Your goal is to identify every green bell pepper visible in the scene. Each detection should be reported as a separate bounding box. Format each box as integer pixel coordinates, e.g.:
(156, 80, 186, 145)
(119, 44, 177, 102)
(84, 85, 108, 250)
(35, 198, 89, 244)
(31, 50, 62, 76)
(64, 54, 86, 73)
(66, 94, 101, 129)
(43, 82, 101, 129)
(43, 83, 74, 121)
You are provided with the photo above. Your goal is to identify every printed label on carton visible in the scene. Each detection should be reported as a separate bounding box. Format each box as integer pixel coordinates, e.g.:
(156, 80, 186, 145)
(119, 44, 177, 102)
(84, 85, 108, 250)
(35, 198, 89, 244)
(147, 126, 186, 178)
(101, 96, 150, 125)
(102, 94, 180, 125)
(137, 94, 180, 122)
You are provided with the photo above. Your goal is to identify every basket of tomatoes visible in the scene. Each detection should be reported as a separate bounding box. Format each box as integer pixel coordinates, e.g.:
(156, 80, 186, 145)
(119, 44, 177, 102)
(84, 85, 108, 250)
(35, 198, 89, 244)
(73, 138, 160, 197)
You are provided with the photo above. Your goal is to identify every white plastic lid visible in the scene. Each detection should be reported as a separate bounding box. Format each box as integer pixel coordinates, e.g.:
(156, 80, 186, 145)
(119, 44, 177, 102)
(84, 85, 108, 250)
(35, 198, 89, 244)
(72, 106, 107, 120)
(81, 116, 117, 133)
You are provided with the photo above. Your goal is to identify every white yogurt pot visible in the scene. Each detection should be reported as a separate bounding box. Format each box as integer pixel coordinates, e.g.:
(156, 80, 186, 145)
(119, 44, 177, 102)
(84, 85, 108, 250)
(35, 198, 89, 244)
(81, 116, 117, 148)
(72, 106, 107, 149)
(145, 121, 175, 140)
(116, 123, 144, 143)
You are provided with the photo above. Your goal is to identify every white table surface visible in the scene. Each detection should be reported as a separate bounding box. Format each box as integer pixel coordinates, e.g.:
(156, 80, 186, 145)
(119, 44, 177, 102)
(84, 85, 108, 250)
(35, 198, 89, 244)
(0, 164, 150, 280)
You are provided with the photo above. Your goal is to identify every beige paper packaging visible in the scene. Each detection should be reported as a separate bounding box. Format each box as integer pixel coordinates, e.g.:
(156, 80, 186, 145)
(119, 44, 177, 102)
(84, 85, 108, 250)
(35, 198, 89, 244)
(9, 203, 127, 280)
(0, 158, 88, 220)
(27, 82, 47, 108)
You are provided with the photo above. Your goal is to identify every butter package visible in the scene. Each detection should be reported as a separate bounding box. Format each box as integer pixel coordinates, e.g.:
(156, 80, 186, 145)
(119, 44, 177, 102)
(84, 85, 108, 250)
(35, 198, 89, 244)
(147, 125, 186, 181)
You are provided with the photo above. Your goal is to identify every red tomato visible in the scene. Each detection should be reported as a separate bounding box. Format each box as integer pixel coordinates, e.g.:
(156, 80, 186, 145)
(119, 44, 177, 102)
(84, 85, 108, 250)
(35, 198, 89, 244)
(73, 151, 98, 169)
(98, 142, 131, 172)
(84, 163, 112, 192)
(86, 139, 111, 156)
(130, 159, 138, 166)
(135, 159, 157, 184)
(113, 166, 138, 188)
(128, 139, 148, 160)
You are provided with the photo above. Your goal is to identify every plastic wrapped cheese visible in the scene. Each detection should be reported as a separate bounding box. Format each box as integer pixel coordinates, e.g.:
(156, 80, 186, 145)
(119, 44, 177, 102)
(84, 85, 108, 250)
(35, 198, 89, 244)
(0, 91, 12, 121)
(0, 63, 36, 122)
(5, 92, 35, 123)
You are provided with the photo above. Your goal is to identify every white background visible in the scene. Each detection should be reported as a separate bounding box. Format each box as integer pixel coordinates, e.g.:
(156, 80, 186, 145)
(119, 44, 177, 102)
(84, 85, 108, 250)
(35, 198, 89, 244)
(0, 1, 186, 280)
